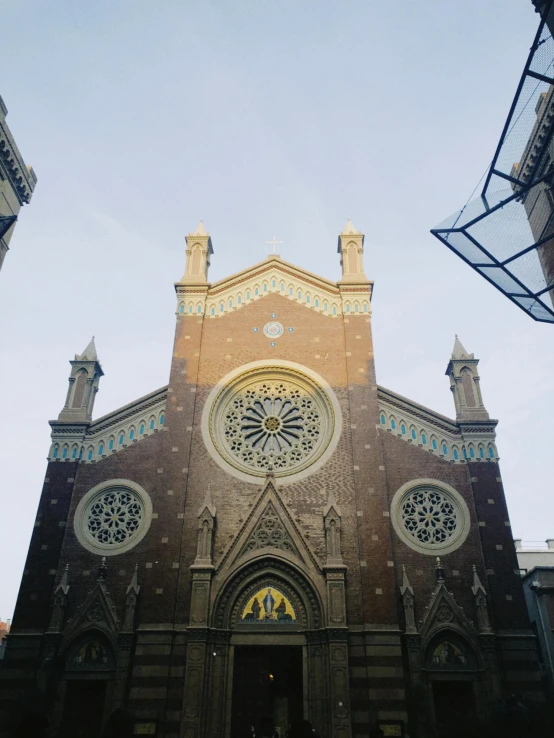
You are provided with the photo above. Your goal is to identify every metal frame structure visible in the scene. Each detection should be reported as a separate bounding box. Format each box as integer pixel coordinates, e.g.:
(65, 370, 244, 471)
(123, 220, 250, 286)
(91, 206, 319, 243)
(0, 215, 17, 242)
(432, 1, 554, 323)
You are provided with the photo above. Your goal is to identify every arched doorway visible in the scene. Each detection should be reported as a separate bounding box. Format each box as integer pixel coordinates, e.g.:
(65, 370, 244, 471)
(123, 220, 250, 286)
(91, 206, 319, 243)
(229, 578, 309, 738)
(56, 630, 116, 738)
(423, 631, 481, 738)
(183, 557, 340, 738)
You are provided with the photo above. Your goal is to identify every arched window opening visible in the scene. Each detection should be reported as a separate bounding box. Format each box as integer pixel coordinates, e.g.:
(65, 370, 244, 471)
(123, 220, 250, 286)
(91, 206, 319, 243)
(453, 448, 459, 460)
(488, 446, 495, 459)
(469, 446, 475, 458)
(139, 423, 145, 435)
(380, 414, 386, 425)
(228, 298, 233, 309)
(87, 448, 93, 461)
(421, 432, 427, 445)
(297, 290, 302, 300)
(160, 414, 165, 425)
(188, 305, 193, 314)
(72, 446, 78, 459)
(72, 370, 87, 409)
(354, 303, 359, 313)
(129, 428, 135, 440)
(289, 287, 293, 296)
(411, 428, 416, 440)
(220, 303, 224, 313)
(401, 424, 406, 435)
(272, 279, 276, 288)
(442, 444, 448, 456)
(179, 304, 185, 314)
(197, 304, 202, 314)
(280, 282, 285, 292)
(432, 438, 438, 450)
(149, 418, 155, 430)
(62, 447, 68, 459)
(391, 419, 396, 430)
(211, 306, 215, 316)
(98, 444, 104, 456)
(363, 303, 368, 313)
(323, 302, 328, 311)
(238, 295, 242, 304)
(263, 283, 268, 292)
(332, 306, 337, 316)
(463, 447, 467, 459)
(119, 433, 125, 446)
(345, 303, 351, 313)
(246, 291, 251, 300)
(479, 446, 485, 459)
(255, 288, 259, 296)
(53, 446, 59, 459)
(108, 439, 114, 451)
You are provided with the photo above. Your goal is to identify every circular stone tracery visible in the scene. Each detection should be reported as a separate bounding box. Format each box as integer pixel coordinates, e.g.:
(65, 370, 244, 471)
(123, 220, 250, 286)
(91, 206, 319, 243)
(203, 361, 342, 484)
(74, 480, 153, 556)
(87, 488, 143, 545)
(401, 488, 457, 545)
(390, 479, 470, 556)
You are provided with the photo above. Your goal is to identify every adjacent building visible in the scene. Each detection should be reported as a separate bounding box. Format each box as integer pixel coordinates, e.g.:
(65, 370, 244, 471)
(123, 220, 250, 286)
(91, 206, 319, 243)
(0, 222, 544, 738)
(0, 94, 37, 272)
(515, 540, 554, 694)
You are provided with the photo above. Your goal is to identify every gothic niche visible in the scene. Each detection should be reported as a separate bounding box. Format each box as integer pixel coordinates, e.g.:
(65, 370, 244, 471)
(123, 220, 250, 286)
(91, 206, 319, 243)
(425, 635, 475, 671)
(66, 633, 114, 671)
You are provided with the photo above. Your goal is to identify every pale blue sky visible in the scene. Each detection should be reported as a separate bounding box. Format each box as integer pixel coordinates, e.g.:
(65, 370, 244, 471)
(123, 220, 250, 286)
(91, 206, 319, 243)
(1, 0, 551, 618)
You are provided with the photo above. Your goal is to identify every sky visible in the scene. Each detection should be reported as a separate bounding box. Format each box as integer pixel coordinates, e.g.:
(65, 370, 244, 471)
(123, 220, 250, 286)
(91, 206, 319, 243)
(1, 0, 552, 619)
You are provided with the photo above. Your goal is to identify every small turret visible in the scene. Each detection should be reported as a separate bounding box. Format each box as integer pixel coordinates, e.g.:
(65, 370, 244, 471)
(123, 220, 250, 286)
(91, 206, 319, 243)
(181, 221, 213, 283)
(337, 218, 367, 282)
(445, 336, 489, 421)
(57, 337, 103, 423)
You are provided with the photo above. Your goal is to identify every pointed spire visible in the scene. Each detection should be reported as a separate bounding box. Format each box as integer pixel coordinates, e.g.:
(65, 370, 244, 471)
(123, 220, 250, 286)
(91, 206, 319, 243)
(126, 564, 140, 596)
(55, 563, 70, 596)
(97, 556, 107, 582)
(193, 219, 208, 236)
(435, 556, 444, 582)
(341, 217, 361, 235)
(198, 483, 216, 518)
(323, 485, 341, 517)
(471, 564, 487, 596)
(400, 565, 414, 596)
(76, 336, 98, 361)
(451, 335, 472, 360)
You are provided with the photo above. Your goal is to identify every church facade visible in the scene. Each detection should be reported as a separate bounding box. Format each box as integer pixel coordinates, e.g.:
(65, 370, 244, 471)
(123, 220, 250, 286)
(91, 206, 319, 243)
(0, 221, 544, 737)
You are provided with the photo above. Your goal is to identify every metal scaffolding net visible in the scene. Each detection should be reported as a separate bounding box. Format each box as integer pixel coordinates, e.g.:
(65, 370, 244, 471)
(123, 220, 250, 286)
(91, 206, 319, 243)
(432, 2, 554, 322)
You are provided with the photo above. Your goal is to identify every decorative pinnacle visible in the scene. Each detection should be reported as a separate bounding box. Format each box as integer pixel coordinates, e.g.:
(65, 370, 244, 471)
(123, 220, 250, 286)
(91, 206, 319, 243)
(98, 556, 107, 581)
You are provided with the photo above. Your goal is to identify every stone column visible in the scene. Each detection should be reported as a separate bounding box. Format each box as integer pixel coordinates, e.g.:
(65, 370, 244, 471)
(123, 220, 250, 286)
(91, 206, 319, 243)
(327, 630, 352, 738)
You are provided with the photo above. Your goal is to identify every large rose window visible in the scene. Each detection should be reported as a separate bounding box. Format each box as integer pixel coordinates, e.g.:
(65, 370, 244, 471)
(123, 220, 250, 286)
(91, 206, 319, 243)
(203, 361, 341, 483)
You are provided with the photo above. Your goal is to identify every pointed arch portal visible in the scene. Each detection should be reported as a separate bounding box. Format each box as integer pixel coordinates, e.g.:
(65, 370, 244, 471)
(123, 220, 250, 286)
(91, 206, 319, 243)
(182, 553, 350, 738)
